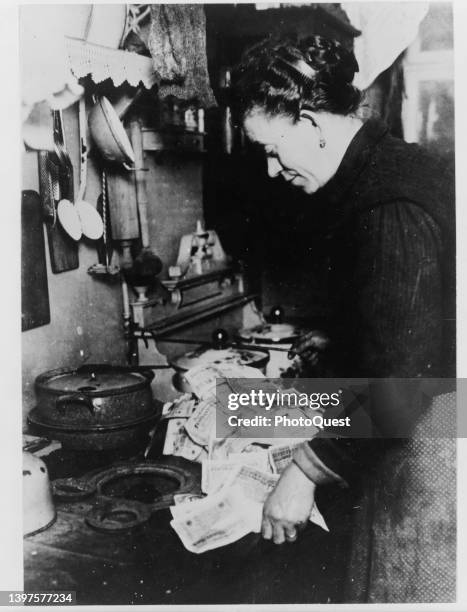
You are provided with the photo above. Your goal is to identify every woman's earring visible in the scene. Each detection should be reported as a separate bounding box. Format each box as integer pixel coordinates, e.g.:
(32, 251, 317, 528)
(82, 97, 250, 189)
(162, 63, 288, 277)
(319, 137, 326, 149)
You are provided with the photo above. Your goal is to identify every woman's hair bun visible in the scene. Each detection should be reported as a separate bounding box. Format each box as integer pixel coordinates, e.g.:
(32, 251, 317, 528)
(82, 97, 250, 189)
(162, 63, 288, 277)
(300, 36, 359, 85)
(231, 35, 362, 120)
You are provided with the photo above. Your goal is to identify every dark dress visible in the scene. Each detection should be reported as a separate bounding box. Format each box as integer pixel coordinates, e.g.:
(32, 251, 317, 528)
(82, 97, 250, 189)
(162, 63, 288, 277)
(315, 117, 454, 380)
(291, 119, 456, 603)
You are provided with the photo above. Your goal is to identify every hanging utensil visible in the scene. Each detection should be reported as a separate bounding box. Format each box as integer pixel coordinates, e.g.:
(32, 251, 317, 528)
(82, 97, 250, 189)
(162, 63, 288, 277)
(101, 170, 111, 268)
(37, 150, 79, 273)
(37, 151, 56, 224)
(124, 118, 163, 283)
(75, 96, 104, 240)
(87, 171, 120, 277)
(54, 110, 82, 241)
(88, 96, 136, 167)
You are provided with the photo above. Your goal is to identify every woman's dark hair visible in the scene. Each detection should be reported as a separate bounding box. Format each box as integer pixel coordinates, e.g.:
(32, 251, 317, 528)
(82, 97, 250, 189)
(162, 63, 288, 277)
(231, 36, 362, 122)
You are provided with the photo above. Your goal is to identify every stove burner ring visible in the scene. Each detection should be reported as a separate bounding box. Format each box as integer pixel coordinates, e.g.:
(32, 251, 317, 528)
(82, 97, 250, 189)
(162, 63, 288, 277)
(85, 499, 152, 533)
(53, 462, 197, 533)
(94, 463, 193, 511)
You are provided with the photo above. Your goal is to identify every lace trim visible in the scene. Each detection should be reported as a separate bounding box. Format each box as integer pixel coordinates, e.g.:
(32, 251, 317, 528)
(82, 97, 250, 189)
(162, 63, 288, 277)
(65, 37, 159, 89)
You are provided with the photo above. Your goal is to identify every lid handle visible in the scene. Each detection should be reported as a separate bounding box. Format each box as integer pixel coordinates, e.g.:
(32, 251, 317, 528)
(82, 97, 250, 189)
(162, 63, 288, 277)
(270, 305, 284, 324)
(212, 328, 229, 350)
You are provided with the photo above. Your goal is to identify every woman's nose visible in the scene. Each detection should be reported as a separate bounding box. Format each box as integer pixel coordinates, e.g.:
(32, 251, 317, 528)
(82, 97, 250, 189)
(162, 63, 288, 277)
(267, 156, 282, 178)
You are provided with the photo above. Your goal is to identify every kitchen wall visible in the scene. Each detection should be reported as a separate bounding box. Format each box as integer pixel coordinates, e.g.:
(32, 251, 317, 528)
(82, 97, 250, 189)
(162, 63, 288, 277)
(21, 103, 209, 424)
(21, 105, 127, 425)
(144, 152, 204, 275)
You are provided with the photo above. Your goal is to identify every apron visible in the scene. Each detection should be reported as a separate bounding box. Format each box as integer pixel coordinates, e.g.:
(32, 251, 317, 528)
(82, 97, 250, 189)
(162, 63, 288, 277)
(344, 392, 456, 603)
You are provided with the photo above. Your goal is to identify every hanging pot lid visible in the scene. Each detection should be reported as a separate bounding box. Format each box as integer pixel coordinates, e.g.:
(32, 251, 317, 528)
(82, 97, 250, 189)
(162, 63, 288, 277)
(171, 346, 269, 372)
(35, 365, 154, 397)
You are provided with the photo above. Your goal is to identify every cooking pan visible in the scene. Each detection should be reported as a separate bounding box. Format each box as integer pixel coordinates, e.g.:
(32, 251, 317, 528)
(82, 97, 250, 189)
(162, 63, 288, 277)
(30, 364, 161, 451)
(27, 409, 159, 451)
(88, 96, 135, 167)
(33, 364, 156, 428)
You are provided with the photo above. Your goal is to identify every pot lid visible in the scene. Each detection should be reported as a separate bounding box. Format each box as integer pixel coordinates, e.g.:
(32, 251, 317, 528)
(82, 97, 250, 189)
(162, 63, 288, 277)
(172, 346, 269, 372)
(238, 323, 302, 344)
(36, 365, 153, 396)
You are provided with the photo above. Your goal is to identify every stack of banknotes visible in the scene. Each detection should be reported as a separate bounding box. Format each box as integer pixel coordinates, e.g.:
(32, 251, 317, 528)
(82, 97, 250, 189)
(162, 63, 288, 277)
(162, 362, 328, 553)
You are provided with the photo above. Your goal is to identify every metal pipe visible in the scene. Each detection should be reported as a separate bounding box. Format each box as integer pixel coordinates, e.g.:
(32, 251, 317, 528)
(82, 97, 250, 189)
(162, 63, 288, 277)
(155, 336, 291, 352)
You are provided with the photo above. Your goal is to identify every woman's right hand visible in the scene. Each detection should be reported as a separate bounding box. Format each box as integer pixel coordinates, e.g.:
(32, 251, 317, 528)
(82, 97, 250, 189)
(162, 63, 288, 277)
(262, 461, 316, 544)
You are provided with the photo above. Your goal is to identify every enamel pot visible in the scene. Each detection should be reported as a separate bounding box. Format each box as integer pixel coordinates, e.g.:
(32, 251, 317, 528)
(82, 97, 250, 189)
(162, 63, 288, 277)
(28, 364, 159, 450)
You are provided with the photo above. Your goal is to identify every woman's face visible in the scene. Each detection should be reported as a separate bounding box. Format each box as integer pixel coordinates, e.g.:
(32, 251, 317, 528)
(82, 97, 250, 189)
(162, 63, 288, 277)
(243, 109, 331, 195)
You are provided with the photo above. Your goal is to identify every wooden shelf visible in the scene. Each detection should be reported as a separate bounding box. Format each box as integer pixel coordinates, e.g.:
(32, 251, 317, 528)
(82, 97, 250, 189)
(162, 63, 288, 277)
(142, 128, 206, 153)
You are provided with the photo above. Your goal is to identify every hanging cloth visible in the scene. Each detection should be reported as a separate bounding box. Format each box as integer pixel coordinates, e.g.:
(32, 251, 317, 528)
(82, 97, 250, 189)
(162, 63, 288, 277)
(147, 4, 217, 107)
(342, 2, 429, 90)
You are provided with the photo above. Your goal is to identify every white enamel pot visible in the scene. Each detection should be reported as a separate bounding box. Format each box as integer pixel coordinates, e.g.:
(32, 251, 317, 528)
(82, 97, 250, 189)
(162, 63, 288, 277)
(23, 452, 56, 537)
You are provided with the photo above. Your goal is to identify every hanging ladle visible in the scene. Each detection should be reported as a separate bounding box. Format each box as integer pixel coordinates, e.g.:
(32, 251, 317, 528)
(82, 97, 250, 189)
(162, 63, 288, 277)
(75, 97, 104, 240)
(54, 109, 82, 241)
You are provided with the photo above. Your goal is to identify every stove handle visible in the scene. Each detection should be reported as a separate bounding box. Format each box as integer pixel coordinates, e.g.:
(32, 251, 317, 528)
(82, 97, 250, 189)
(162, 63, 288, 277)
(56, 393, 95, 415)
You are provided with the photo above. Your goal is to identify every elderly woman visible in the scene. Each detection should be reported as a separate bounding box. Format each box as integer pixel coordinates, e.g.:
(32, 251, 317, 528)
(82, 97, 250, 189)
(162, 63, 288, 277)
(232, 36, 455, 602)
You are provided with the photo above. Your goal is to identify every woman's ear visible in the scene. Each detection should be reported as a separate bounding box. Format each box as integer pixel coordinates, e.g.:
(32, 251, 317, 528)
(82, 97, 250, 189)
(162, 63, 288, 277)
(298, 109, 319, 128)
(299, 110, 326, 148)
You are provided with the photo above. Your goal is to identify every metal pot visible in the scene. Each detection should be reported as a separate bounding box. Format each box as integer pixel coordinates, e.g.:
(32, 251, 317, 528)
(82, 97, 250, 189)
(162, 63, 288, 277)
(34, 364, 155, 428)
(27, 411, 158, 451)
(29, 364, 160, 451)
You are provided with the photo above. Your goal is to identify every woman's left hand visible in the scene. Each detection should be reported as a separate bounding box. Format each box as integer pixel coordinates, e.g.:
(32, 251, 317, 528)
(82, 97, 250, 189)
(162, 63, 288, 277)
(288, 329, 329, 361)
(262, 461, 316, 544)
